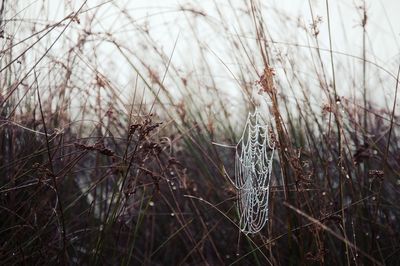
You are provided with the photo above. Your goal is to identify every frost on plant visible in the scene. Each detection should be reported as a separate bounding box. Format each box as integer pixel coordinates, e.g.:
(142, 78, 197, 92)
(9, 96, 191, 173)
(235, 109, 275, 234)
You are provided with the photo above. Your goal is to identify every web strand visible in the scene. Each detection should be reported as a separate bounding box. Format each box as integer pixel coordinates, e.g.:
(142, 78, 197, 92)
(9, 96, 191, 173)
(235, 109, 275, 234)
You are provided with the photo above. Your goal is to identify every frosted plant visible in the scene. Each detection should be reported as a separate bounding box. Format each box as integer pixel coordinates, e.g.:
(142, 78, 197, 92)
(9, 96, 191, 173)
(235, 108, 275, 234)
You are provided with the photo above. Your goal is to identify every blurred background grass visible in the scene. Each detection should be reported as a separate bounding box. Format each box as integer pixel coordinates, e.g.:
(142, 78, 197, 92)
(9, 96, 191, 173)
(1, 0, 400, 265)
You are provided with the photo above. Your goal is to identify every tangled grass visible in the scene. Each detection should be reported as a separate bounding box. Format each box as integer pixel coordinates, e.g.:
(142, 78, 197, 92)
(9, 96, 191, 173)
(1, 0, 400, 265)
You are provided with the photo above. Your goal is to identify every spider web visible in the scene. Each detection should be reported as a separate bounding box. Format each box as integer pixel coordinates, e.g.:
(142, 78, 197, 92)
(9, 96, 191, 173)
(235, 109, 275, 234)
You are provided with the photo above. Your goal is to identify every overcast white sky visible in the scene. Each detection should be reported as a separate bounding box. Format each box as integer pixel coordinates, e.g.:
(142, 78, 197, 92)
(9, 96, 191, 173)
(5, 0, 400, 111)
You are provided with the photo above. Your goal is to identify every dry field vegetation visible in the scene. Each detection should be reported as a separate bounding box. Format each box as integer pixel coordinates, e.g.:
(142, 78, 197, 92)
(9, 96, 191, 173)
(1, 0, 400, 265)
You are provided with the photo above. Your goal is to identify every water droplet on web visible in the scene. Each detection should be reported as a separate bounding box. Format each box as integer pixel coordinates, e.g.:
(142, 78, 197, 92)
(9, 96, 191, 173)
(149, 201, 154, 207)
(376, 235, 380, 239)
(346, 174, 350, 179)
(170, 212, 175, 217)
(322, 191, 326, 196)
(172, 186, 177, 190)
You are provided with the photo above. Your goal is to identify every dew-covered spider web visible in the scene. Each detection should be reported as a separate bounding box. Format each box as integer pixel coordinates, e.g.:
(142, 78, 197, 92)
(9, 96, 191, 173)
(235, 108, 275, 234)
